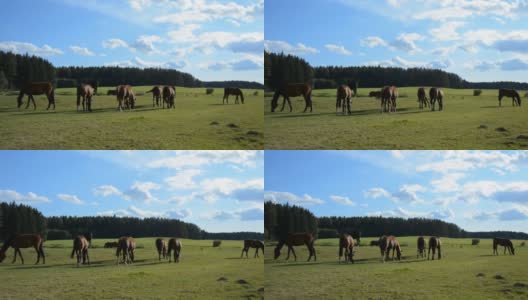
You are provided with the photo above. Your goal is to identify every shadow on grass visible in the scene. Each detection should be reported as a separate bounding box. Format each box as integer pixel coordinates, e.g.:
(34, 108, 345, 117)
(480, 106, 501, 109)
(273, 261, 322, 267)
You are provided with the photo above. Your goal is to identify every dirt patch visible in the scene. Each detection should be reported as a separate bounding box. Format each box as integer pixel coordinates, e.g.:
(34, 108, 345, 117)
(476, 273, 485, 277)
(227, 123, 239, 128)
(495, 274, 505, 280)
(217, 277, 228, 282)
(495, 127, 508, 132)
(237, 279, 249, 284)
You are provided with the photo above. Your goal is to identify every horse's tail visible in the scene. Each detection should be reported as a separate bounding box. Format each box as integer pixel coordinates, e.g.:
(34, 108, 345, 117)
(240, 90, 244, 103)
(70, 247, 75, 259)
(146, 89, 154, 93)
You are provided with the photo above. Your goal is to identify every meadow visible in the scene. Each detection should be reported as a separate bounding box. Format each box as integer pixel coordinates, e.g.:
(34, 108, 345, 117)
(264, 88, 528, 149)
(0, 87, 263, 149)
(0, 238, 263, 299)
(265, 237, 528, 300)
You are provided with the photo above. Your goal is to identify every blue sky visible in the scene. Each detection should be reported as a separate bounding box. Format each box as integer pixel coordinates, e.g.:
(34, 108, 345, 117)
(0, 0, 263, 83)
(265, 150, 528, 233)
(0, 150, 264, 233)
(265, 0, 528, 82)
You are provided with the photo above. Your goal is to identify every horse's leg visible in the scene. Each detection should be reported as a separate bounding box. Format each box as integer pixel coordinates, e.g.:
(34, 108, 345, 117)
(18, 249, 24, 264)
(428, 247, 431, 260)
(285, 246, 291, 260)
(290, 247, 297, 261)
(34, 245, 41, 264)
(280, 96, 286, 112)
(336, 97, 341, 114)
(12, 248, 17, 263)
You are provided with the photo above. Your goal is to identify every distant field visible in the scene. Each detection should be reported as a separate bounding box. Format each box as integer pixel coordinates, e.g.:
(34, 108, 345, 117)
(0, 238, 263, 299)
(264, 88, 528, 149)
(0, 87, 263, 149)
(265, 237, 528, 299)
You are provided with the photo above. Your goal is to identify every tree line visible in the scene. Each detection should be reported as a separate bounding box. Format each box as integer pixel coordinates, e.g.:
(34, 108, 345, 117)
(0, 202, 47, 239)
(264, 201, 318, 241)
(0, 51, 55, 89)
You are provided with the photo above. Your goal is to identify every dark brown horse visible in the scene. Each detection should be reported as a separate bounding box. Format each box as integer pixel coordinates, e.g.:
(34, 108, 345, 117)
(271, 83, 313, 113)
(274, 233, 316, 262)
(156, 238, 167, 261)
(493, 238, 515, 255)
(223, 87, 245, 104)
(417, 236, 426, 258)
(116, 236, 134, 265)
(107, 90, 117, 95)
(338, 234, 356, 263)
(379, 235, 402, 262)
(147, 86, 162, 107)
(336, 85, 354, 115)
(71, 234, 90, 267)
(104, 241, 118, 248)
(0, 234, 45, 264)
(17, 82, 55, 110)
(116, 85, 135, 111)
(162, 86, 176, 109)
(429, 88, 444, 111)
(498, 89, 521, 107)
(369, 91, 382, 98)
(417, 87, 429, 109)
(241, 240, 264, 258)
(77, 81, 97, 112)
(167, 238, 181, 263)
(381, 86, 398, 113)
(428, 237, 442, 260)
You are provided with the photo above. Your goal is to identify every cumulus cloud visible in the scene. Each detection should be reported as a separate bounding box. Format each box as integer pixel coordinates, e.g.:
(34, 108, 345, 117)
(264, 40, 319, 55)
(164, 169, 202, 190)
(468, 206, 528, 221)
(123, 181, 160, 204)
(93, 185, 122, 197)
(325, 44, 352, 55)
(148, 151, 259, 169)
(98, 205, 192, 219)
(0, 189, 50, 204)
(264, 191, 324, 205)
(360, 36, 388, 48)
(330, 195, 356, 206)
(0, 41, 63, 56)
(364, 184, 426, 204)
(204, 207, 263, 221)
(70, 46, 95, 56)
(429, 21, 465, 41)
(368, 207, 454, 220)
(57, 194, 85, 205)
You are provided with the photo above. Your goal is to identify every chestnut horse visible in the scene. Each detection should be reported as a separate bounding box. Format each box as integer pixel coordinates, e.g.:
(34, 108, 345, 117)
(116, 85, 136, 111)
(76, 81, 97, 112)
(147, 86, 162, 107)
(336, 85, 354, 115)
(417, 236, 426, 258)
(429, 88, 444, 111)
(71, 234, 91, 267)
(338, 234, 355, 263)
(241, 240, 264, 258)
(167, 238, 181, 263)
(156, 238, 167, 261)
(498, 89, 521, 107)
(271, 83, 313, 113)
(0, 234, 45, 264)
(162, 86, 176, 109)
(493, 238, 515, 255)
(116, 236, 135, 265)
(381, 86, 398, 113)
(428, 236, 442, 260)
(379, 235, 402, 262)
(223, 87, 245, 104)
(274, 233, 316, 262)
(104, 241, 118, 248)
(17, 82, 55, 110)
(417, 87, 429, 109)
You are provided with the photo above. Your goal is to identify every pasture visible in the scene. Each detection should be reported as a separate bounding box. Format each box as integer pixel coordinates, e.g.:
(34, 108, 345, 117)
(264, 88, 528, 149)
(0, 238, 263, 299)
(265, 237, 528, 299)
(0, 86, 263, 149)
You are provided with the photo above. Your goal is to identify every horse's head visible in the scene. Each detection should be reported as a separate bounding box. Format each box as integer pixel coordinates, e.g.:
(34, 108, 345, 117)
(273, 243, 282, 259)
(271, 91, 279, 112)
(0, 250, 5, 263)
(511, 246, 515, 255)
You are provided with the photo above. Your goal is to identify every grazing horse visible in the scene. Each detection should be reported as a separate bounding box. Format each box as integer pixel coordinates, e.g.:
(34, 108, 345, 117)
(417, 87, 429, 109)
(223, 87, 245, 104)
(116, 85, 136, 111)
(417, 236, 426, 259)
(369, 91, 382, 98)
(107, 90, 117, 96)
(428, 237, 442, 260)
(379, 235, 402, 262)
(156, 238, 167, 261)
(498, 89, 521, 107)
(162, 86, 176, 109)
(381, 86, 398, 113)
(429, 88, 444, 111)
(76, 82, 97, 112)
(493, 238, 515, 255)
(338, 234, 356, 263)
(147, 86, 162, 107)
(167, 238, 181, 263)
(116, 236, 134, 265)
(17, 82, 55, 110)
(71, 235, 90, 267)
(241, 240, 264, 258)
(274, 233, 316, 262)
(104, 241, 118, 248)
(336, 85, 354, 115)
(0, 234, 45, 265)
(271, 83, 313, 113)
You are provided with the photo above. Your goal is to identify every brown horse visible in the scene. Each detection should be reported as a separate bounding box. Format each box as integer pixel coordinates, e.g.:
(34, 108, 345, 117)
(274, 233, 316, 262)
(428, 237, 442, 260)
(116, 85, 135, 111)
(156, 238, 167, 261)
(223, 87, 245, 104)
(147, 86, 162, 107)
(417, 236, 426, 258)
(493, 238, 515, 255)
(379, 235, 402, 262)
(104, 241, 118, 248)
(429, 87, 444, 111)
(107, 90, 117, 96)
(369, 91, 382, 98)
(162, 86, 176, 109)
(498, 89, 521, 107)
(17, 82, 55, 110)
(417, 87, 429, 109)
(338, 234, 356, 263)
(116, 236, 134, 265)
(0, 234, 45, 264)
(241, 240, 264, 258)
(76, 81, 97, 112)
(381, 86, 398, 113)
(167, 238, 181, 263)
(336, 85, 354, 115)
(71, 234, 90, 267)
(271, 83, 313, 113)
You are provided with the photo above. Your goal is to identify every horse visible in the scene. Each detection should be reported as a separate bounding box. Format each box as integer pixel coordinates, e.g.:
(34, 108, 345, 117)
(336, 85, 354, 115)
(167, 238, 181, 263)
(498, 89, 521, 107)
(0, 234, 45, 265)
(147, 86, 162, 107)
(162, 86, 176, 109)
(274, 232, 316, 262)
(223, 87, 245, 104)
(271, 83, 313, 113)
(116, 85, 135, 111)
(369, 91, 382, 98)
(107, 90, 117, 96)
(104, 241, 118, 248)
(17, 82, 55, 110)
(381, 86, 398, 113)
(116, 236, 134, 265)
(417, 87, 429, 109)
(338, 234, 356, 263)
(156, 238, 167, 261)
(241, 240, 264, 258)
(428, 236, 442, 260)
(417, 236, 426, 259)
(71, 234, 90, 267)
(128, 238, 136, 263)
(429, 88, 444, 111)
(379, 235, 402, 262)
(76, 82, 97, 112)
(493, 238, 515, 255)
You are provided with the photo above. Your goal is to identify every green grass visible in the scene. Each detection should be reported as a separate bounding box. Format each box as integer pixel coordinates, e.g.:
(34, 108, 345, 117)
(265, 87, 528, 149)
(0, 238, 263, 299)
(265, 237, 528, 300)
(0, 87, 263, 149)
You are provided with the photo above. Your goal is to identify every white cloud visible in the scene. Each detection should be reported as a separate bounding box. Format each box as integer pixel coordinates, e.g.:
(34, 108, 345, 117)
(468, 206, 528, 221)
(97, 205, 192, 219)
(0, 189, 50, 204)
(390, 33, 423, 53)
(70, 46, 95, 56)
(264, 191, 324, 205)
(360, 36, 388, 48)
(202, 206, 263, 221)
(93, 185, 122, 197)
(132, 35, 162, 53)
(123, 181, 160, 204)
(264, 40, 319, 55)
(148, 150, 259, 169)
(165, 169, 202, 190)
(105, 57, 187, 69)
(102, 38, 128, 49)
(431, 173, 466, 193)
(429, 21, 465, 41)
(330, 195, 356, 206)
(201, 178, 263, 202)
(325, 44, 352, 55)
(390, 150, 405, 160)
(368, 206, 454, 220)
(57, 194, 85, 205)
(128, 0, 151, 11)
(365, 184, 426, 204)
(0, 41, 63, 56)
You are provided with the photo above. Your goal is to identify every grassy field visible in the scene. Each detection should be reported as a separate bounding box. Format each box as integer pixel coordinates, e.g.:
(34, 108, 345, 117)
(265, 237, 528, 299)
(0, 86, 263, 149)
(265, 88, 528, 149)
(0, 238, 263, 299)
